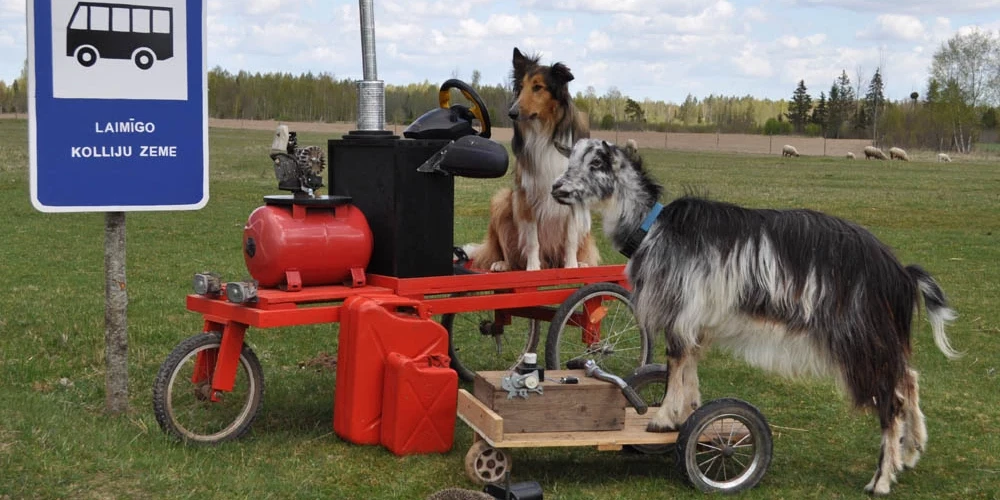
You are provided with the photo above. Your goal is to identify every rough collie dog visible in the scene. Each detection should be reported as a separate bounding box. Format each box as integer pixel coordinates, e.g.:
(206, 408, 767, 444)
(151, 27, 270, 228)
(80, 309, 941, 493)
(464, 48, 599, 271)
(551, 139, 960, 495)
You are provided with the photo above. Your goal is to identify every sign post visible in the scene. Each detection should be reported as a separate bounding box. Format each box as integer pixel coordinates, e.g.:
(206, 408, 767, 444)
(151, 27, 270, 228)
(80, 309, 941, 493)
(28, 0, 207, 414)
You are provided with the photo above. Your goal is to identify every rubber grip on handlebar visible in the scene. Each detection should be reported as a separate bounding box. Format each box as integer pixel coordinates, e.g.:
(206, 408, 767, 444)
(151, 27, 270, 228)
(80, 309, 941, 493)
(565, 358, 588, 370)
(622, 385, 648, 415)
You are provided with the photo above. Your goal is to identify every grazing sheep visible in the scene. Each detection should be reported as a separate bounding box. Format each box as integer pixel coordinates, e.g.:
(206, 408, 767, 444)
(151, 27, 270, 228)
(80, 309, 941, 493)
(782, 144, 800, 157)
(938, 153, 952, 162)
(889, 147, 910, 161)
(846, 152, 855, 159)
(864, 146, 888, 160)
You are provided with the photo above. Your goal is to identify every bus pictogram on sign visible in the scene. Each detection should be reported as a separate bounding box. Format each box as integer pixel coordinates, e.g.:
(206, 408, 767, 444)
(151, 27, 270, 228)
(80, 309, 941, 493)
(67, 2, 174, 70)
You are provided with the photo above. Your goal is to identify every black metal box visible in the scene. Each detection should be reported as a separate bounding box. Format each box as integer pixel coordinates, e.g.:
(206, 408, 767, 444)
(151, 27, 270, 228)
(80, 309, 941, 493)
(328, 137, 454, 278)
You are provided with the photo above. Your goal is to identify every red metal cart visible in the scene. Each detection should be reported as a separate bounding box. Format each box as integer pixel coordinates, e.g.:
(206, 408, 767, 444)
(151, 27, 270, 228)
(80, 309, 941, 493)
(151, 264, 654, 445)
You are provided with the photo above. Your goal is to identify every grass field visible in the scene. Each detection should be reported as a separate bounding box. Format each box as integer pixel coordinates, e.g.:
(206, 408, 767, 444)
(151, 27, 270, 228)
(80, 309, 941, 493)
(1, 118, 998, 499)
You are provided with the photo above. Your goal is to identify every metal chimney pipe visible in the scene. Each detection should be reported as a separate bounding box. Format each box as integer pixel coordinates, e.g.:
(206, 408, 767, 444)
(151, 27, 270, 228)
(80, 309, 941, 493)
(356, 0, 385, 131)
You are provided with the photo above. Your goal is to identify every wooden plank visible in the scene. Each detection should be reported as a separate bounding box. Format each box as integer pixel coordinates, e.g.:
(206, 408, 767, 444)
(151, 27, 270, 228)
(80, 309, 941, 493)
(478, 408, 682, 449)
(456, 389, 503, 444)
(368, 265, 629, 296)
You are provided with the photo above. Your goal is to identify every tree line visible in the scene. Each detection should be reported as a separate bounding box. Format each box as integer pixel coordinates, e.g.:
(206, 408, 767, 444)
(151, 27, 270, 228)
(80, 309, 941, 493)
(3, 28, 997, 152)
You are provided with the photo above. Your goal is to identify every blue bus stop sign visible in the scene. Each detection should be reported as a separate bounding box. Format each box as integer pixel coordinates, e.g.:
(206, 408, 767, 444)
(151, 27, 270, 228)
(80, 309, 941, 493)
(28, 0, 207, 212)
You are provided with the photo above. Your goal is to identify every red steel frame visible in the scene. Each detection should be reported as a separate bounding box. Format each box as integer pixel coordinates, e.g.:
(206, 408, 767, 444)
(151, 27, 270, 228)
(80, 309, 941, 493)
(186, 265, 630, 399)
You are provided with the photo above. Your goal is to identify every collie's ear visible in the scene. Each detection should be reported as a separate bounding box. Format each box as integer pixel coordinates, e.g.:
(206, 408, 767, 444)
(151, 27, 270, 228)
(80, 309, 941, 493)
(550, 62, 575, 85)
(513, 48, 526, 69)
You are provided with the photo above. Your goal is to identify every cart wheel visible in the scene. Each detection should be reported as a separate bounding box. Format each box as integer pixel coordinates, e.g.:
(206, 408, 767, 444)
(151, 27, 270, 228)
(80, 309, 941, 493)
(623, 364, 672, 455)
(546, 283, 652, 380)
(152, 332, 264, 444)
(674, 398, 772, 493)
(441, 292, 541, 382)
(464, 440, 511, 485)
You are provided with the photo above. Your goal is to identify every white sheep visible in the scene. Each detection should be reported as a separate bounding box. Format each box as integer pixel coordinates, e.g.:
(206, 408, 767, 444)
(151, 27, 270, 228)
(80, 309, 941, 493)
(863, 146, 887, 160)
(846, 152, 855, 159)
(888, 147, 910, 161)
(782, 144, 800, 157)
(937, 153, 952, 162)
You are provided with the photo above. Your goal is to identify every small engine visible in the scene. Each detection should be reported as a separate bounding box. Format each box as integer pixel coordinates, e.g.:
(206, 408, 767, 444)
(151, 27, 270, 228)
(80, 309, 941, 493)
(270, 125, 325, 196)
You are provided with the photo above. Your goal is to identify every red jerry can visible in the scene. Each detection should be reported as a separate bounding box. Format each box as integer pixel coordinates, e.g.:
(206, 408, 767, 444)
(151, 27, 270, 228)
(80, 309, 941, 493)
(333, 295, 450, 445)
(381, 353, 458, 455)
(243, 196, 373, 289)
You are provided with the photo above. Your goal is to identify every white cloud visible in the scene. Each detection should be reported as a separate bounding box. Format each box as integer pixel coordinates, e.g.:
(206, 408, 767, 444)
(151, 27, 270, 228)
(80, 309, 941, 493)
(245, 0, 285, 16)
(790, 0, 1000, 15)
(458, 13, 538, 38)
(0, 0, 25, 17)
(587, 31, 613, 51)
(777, 33, 826, 50)
(733, 43, 774, 78)
(744, 6, 768, 22)
(859, 14, 926, 41)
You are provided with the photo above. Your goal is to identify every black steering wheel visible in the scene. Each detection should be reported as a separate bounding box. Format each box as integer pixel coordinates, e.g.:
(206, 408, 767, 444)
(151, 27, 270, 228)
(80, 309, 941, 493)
(438, 79, 492, 139)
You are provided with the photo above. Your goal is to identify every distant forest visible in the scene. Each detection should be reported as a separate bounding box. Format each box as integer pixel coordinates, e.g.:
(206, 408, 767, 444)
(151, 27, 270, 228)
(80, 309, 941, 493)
(3, 28, 997, 154)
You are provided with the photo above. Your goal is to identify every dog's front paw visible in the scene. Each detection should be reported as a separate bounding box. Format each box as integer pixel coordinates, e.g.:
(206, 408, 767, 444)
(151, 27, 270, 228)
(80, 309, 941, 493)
(489, 261, 512, 272)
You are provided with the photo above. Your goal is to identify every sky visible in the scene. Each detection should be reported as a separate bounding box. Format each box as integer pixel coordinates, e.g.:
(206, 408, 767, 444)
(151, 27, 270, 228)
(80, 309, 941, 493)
(2, 0, 999, 104)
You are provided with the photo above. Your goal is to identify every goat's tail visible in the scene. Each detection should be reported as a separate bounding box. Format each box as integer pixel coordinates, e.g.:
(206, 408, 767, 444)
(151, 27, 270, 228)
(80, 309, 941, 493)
(907, 265, 961, 359)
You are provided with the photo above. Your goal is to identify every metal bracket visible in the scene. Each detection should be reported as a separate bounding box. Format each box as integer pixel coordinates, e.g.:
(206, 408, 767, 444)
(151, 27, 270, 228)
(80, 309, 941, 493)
(501, 371, 543, 400)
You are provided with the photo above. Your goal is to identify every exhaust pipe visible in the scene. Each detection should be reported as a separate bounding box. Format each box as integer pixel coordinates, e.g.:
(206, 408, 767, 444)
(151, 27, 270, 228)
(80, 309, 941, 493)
(356, 0, 385, 131)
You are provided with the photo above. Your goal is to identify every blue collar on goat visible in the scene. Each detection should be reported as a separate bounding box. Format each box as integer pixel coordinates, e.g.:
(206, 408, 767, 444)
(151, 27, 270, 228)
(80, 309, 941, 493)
(620, 202, 664, 258)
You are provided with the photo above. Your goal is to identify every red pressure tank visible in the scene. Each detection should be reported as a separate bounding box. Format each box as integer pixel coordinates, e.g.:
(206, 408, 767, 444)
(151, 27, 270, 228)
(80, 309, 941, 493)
(243, 195, 373, 288)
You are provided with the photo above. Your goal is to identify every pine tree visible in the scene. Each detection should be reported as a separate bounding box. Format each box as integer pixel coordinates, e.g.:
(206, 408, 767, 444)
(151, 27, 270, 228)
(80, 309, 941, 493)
(863, 68, 886, 135)
(812, 91, 828, 132)
(788, 80, 812, 133)
(827, 84, 841, 138)
(831, 71, 855, 138)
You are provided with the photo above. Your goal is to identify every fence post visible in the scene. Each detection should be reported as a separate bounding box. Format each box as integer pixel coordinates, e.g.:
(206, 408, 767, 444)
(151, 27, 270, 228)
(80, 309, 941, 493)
(769, 136, 772, 155)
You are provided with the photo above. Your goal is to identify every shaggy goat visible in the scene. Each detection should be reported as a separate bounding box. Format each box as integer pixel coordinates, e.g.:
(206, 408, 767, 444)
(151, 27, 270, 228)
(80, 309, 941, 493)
(937, 153, 952, 162)
(551, 138, 959, 496)
(889, 147, 910, 161)
(846, 152, 855, 159)
(864, 145, 888, 160)
(781, 144, 800, 157)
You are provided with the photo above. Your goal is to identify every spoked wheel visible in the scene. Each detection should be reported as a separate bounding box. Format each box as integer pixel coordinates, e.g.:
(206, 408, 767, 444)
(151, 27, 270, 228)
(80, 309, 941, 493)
(545, 283, 652, 380)
(441, 293, 541, 382)
(624, 364, 672, 455)
(464, 440, 511, 485)
(675, 398, 772, 493)
(152, 332, 264, 444)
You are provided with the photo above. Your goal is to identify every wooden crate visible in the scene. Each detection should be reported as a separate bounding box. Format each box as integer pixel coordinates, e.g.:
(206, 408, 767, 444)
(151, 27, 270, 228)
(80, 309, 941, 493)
(472, 370, 626, 433)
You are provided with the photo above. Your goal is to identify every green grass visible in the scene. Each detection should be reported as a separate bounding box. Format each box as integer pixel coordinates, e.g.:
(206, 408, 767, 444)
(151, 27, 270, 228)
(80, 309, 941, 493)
(1, 119, 998, 499)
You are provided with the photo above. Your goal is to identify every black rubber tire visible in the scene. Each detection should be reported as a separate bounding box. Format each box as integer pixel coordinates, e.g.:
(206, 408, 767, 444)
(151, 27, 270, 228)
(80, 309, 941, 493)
(441, 295, 540, 383)
(623, 363, 672, 455)
(675, 398, 772, 493)
(545, 283, 653, 379)
(152, 332, 264, 444)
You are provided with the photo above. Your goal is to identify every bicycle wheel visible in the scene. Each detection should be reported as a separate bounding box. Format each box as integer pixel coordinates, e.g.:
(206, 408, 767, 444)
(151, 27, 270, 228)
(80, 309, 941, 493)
(624, 363, 671, 455)
(441, 293, 541, 382)
(152, 332, 264, 444)
(675, 398, 772, 493)
(545, 282, 652, 379)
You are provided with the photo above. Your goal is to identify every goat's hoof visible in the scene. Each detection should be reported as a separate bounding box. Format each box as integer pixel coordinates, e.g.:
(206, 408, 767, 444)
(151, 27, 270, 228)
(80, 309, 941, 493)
(646, 421, 676, 433)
